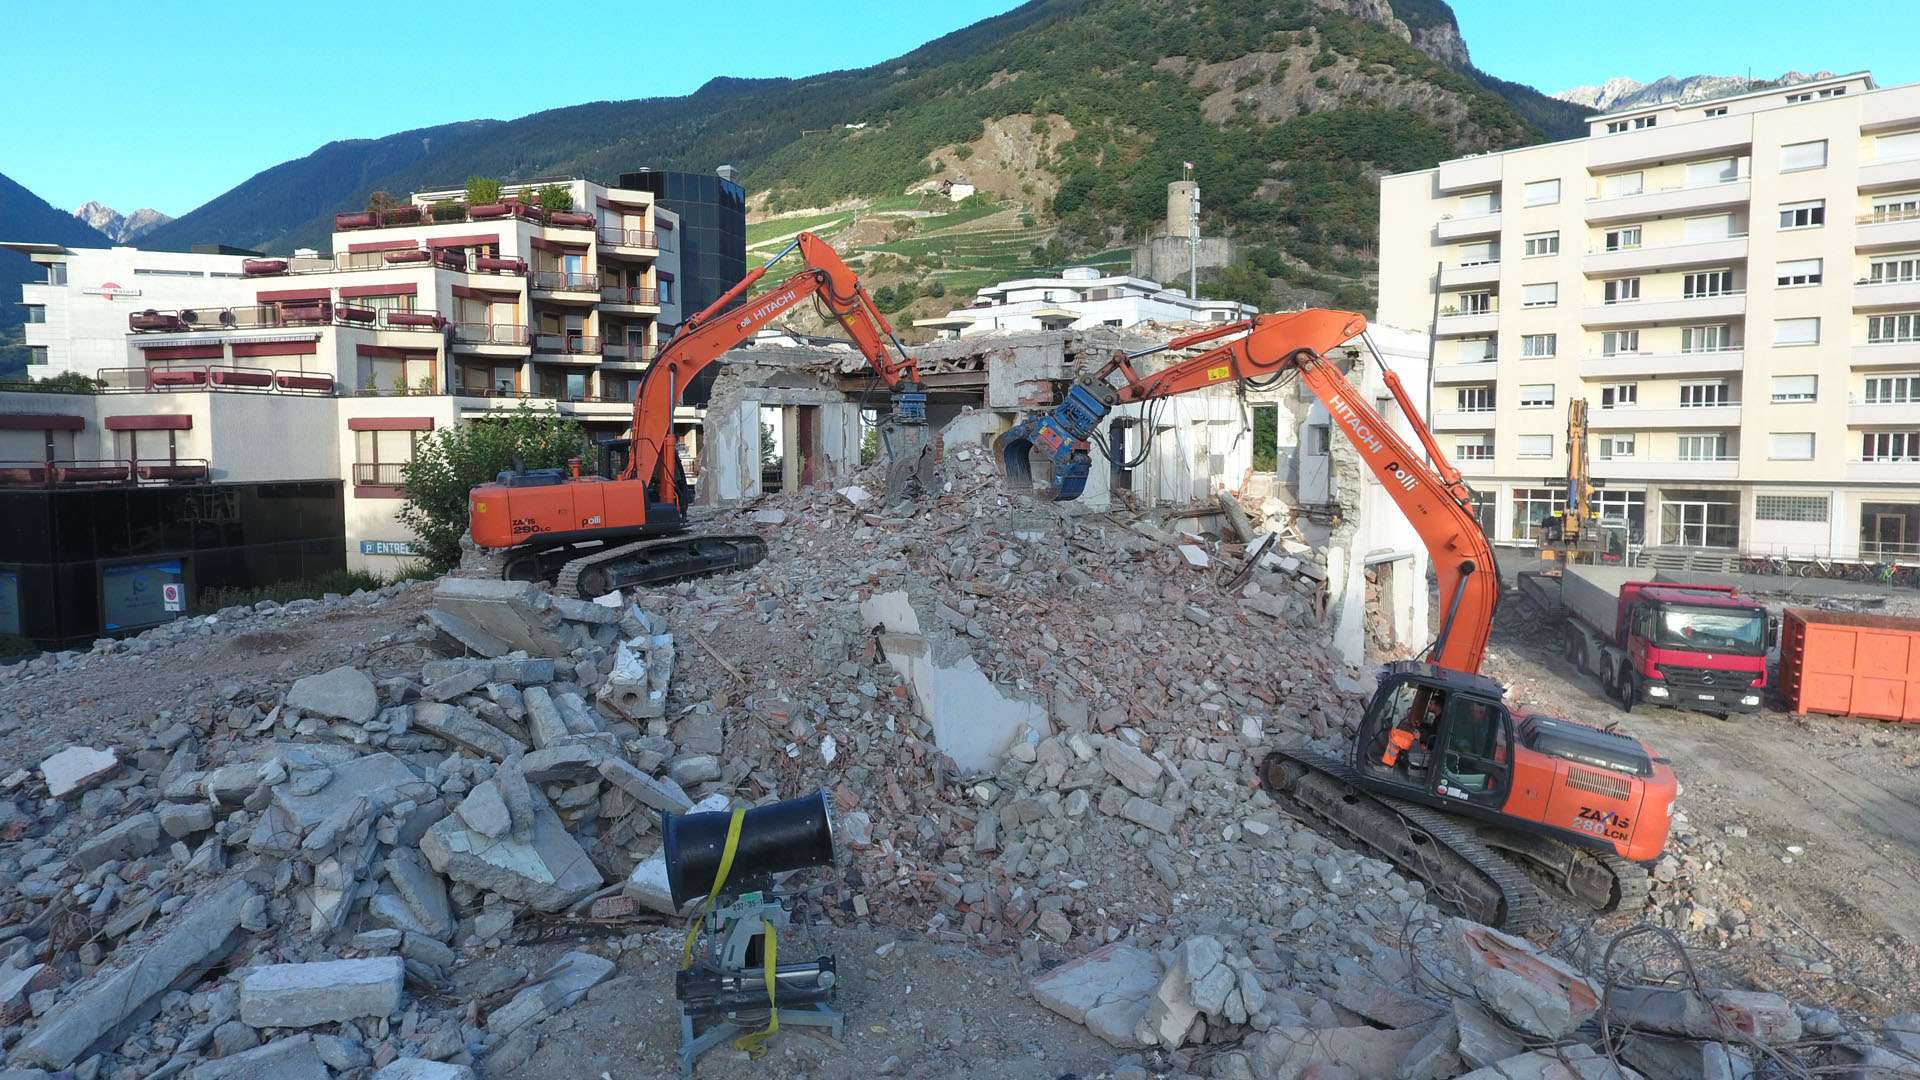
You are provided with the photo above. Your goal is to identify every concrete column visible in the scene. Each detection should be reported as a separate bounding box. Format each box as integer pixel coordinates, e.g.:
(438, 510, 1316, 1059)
(781, 406, 801, 493)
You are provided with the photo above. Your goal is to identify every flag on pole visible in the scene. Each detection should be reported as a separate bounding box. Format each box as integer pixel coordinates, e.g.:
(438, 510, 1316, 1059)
(1182, 161, 1194, 171)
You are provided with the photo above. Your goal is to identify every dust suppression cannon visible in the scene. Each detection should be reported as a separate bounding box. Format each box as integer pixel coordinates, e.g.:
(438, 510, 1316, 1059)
(664, 791, 841, 1076)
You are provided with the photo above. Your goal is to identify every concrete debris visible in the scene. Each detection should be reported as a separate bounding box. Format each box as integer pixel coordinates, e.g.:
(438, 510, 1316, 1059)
(191, 1034, 331, 1080)
(39, 745, 118, 798)
(430, 577, 617, 658)
(372, 1061, 477, 1079)
(1444, 918, 1600, 1038)
(419, 789, 604, 911)
(285, 665, 379, 724)
(1455, 1045, 1643, 1080)
(1606, 984, 1802, 1043)
(73, 811, 161, 870)
(239, 956, 405, 1029)
(485, 950, 614, 1034)
(1030, 943, 1163, 1048)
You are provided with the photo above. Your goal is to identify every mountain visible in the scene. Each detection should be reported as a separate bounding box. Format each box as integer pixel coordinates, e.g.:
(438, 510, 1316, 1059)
(1556, 71, 1837, 113)
(144, 0, 1582, 309)
(0, 170, 112, 374)
(73, 201, 173, 243)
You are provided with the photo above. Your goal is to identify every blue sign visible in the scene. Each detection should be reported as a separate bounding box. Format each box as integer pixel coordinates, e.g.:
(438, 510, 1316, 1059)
(102, 560, 185, 630)
(360, 540, 420, 557)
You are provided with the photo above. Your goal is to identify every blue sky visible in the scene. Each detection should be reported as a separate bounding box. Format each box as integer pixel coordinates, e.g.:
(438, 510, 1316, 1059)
(2, 0, 1913, 217)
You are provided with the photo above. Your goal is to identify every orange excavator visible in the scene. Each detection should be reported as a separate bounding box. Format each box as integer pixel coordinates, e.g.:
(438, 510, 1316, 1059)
(468, 233, 932, 596)
(996, 310, 1674, 930)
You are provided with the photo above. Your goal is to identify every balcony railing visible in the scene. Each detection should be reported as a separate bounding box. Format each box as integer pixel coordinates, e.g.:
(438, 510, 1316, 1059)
(531, 271, 601, 293)
(352, 462, 408, 486)
(600, 286, 660, 306)
(452, 322, 532, 348)
(1862, 207, 1920, 225)
(599, 227, 661, 249)
(242, 251, 527, 277)
(602, 342, 658, 362)
(97, 365, 336, 395)
(129, 303, 448, 334)
(0, 458, 211, 487)
(1586, 174, 1748, 202)
(532, 333, 602, 356)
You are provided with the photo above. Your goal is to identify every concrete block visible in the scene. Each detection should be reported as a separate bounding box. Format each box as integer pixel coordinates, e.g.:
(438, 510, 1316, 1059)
(412, 703, 527, 762)
(372, 1062, 476, 1080)
(519, 744, 604, 784)
(1607, 985, 1801, 1044)
(597, 757, 692, 814)
(159, 801, 215, 838)
(239, 956, 405, 1029)
(1446, 918, 1599, 1038)
(1098, 740, 1163, 796)
(1453, 999, 1525, 1070)
(286, 666, 379, 725)
(74, 812, 160, 871)
(191, 1034, 330, 1080)
(419, 793, 603, 911)
(1247, 1024, 1430, 1080)
(455, 780, 512, 838)
(422, 665, 488, 703)
(40, 746, 118, 798)
(430, 578, 574, 657)
(383, 848, 454, 940)
(1121, 797, 1178, 835)
(520, 686, 572, 749)
(1030, 942, 1162, 1048)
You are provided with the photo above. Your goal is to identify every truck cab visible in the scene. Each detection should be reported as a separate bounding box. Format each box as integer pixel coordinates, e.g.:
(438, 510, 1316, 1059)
(1617, 584, 1768, 713)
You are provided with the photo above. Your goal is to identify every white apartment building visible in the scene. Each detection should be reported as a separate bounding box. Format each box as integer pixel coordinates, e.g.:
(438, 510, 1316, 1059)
(5, 244, 256, 377)
(916, 267, 1256, 337)
(1380, 72, 1920, 563)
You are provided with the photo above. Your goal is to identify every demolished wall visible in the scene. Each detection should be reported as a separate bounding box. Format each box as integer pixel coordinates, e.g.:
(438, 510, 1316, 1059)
(699, 345, 863, 504)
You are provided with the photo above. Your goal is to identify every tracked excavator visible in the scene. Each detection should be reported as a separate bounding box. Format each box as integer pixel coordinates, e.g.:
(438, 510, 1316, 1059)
(995, 310, 1675, 931)
(467, 233, 933, 598)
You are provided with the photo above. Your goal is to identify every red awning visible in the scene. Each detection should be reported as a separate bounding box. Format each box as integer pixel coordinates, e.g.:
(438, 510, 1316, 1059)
(256, 287, 331, 302)
(346, 239, 420, 253)
(595, 196, 649, 210)
(105, 414, 193, 431)
(347, 416, 435, 431)
(339, 283, 418, 299)
(451, 284, 521, 300)
(0, 414, 84, 431)
(140, 343, 224, 360)
(425, 233, 500, 249)
(527, 237, 588, 253)
(230, 340, 320, 357)
(355, 344, 436, 360)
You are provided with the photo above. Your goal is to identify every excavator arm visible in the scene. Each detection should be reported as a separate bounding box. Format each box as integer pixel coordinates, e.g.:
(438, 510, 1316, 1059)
(996, 309, 1498, 674)
(623, 232, 928, 506)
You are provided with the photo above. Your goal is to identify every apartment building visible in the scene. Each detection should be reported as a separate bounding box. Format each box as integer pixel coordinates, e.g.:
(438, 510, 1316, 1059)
(1380, 72, 1920, 563)
(916, 266, 1257, 338)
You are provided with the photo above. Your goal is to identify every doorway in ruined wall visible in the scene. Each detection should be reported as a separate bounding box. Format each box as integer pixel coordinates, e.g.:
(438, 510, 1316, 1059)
(757, 403, 821, 494)
(1364, 559, 1399, 659)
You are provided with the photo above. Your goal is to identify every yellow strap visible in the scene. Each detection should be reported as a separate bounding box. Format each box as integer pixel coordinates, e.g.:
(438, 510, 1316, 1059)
(731, 917, 779, 1058)
(681, 808, 747, 970)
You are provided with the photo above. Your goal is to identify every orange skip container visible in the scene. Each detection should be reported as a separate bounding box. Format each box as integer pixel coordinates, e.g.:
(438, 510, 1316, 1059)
(1779, 609, 1920, 721)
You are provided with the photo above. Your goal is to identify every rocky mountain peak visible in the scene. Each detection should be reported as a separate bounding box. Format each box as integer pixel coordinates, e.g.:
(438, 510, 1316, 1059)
(72, 200, 173, 244)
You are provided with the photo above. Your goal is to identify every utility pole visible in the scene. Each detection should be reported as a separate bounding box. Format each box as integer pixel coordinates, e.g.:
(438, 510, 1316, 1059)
(1189, 186, 1199, 301)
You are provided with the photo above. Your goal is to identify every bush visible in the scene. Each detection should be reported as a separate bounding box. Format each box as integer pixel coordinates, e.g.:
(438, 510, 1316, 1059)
(953, 144, 974, 160)
(398, 405, 590, 570)
(430, 201, 468, 222)
(365, 190, 401, 212)
(536, 184, 574, 211)
(465, 176, 502, 205)
(190, 569, 401, 615)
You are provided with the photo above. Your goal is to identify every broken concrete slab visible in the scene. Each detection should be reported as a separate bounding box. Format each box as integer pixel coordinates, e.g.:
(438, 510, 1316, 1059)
(486, 951, 615, 1035)
(1456, 1045, 1644, 1080)
(285, 666, 378, 725)
(430, 578, 590, 658)
(264, 752, 421, 839)
(372, 1060, 477, 1080)
(1136, 951, 1200, 1049)
(10, 880, 256, 1069)
(383, 848, 454, 940)
(455, 780, 512, 839)
(422, 608, 513, 659)
(1620, 1033, 1752, 1080)
(39, 746, 118, 799)
(159, 801, 215, 839)
(596, 636, 672, 721)
(520, 686, 571, 750)
(1245, 1023, 1431, 1080)
(1453, 999, 1526, 1070)
(597, 756, 692, 814)
(1098, 740, 1163, 797)
(1606, 985, 1801, 1043)
(1030, 942, 1162, 1049)
(859, 585, 1048, 773)
(419, 791, 603, 911)
(1332, 971, 1446, 1029)
(519, 743, 604, 784)
(73, 811, 160, 871)
(239, 956, 405, 1029)
(1445, 918, 1599, 1038)
(411, 703, 528, 762)
(191, 1034, 330, 1080)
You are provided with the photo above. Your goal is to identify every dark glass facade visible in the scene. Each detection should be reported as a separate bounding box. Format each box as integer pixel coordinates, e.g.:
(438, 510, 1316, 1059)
(0, 481, 344, 647)
(617, 170, 747, 317)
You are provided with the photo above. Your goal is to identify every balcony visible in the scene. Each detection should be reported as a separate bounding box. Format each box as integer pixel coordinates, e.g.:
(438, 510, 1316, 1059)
(1434, 309, 1498, 336)
(1586, 113, 1752, 170)
(334, 201, 591, 231)
(598, 227, 662, 253)
(1438, 262, 1501, 289)
(1859, 155, 1920, 193)
(1578, 348, 1743, 379)
(453, 389, 553, 413)
(599, 285, 661, 311)
(1431, 409, 1496, 432)
(1857, 209, 1920, 251)
(1852, 342, 1920, 369)
(531, 333, 602, 361)
(352, 462, 407, 487)
(0, 457, 213, 488)
(1582, 291, 1745, 327)
(1435, 213, 1500, 241)
(451, 323, 532, 353)
(98, 364, 335, 396)
(546, 210, 595, 230)
(601, 342, 658, 365)
(1453, 456, 1496, 477)
(1846, 458, 1920, 484)
(1583, 179, 1750, 224)
(239, 249, 522, 277)
(1854, 278, 1920, 310)
(1436, 155, 1502, 194)
(1848, 399, 1920, 427)
(128, 303, 447, 334)
(1431, 360, 1497, 384)
(557, 396, 635, 417)
(334, 207, 425, 230)
(1582, 235, 1747, 276)
(530, 271, 601, 300)
(1587, 403, 1741, 430)
(1592, 457, 1738, 481)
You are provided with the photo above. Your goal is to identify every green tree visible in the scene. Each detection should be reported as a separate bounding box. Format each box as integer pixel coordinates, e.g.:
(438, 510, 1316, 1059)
(1203, 258, 1275, 309)
(365, 190, 402, 212)
(398, 405, 589, 570)
(536, 184, 574, 211)
(465, 176, 503, 205)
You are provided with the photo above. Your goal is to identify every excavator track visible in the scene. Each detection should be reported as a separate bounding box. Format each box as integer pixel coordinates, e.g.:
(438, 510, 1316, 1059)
(1261, 750, 1545, 934)
(550, 532, 769, 599)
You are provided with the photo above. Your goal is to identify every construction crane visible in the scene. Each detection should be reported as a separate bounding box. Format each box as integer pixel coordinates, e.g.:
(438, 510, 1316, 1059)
(467, 233, 932, 597)
(1537, 398, 1624, 566)
(996, 310, 1673, 931)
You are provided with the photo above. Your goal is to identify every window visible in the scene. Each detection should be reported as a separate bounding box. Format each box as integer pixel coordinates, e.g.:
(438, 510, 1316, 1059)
(1601, 172, 1644, 198)
(1523, 231, 1559, 257)
(1878, 131, 1920, 163)
(1457, 386, 1495, 412)
(1869, 314, 1920, 344)
(132, 268, 203, 278)
(1601, 329, 1639, 356)
(27, 346, 48, 367)
(1459, 241, 1497, 266)
(658, 278, 673, 304)
(1511, 488, 1567, 542)
(1703, 106, 1728, 117)
(1521, 333, 1557, 358)
(23, 305, 44, 324)
(1519, 384, 1554, 408)
(1660, 487, 1740, 548)
(1604, 116, 1658, 133)
(1600, 383, 1637, 409)
(1872, 194, 1920, 223)
(1686, 157, 1738, 186)
(1778, 199, 1825, 229)
(354, 429, 420, 488)
(1605, 120, 1627, 134)
(1459, 291, 1492, 315)
(1523, 179, 1561, 206)
(1460, 192, 1500, 216)
(1604, 277, 1640, 304)
(1780, 139, 1828, 171)
(1595, 489, 1648, 539)
(1522, 282, 1558, 308)
(45, 264, 66, 286)
(1775, 317, 1820, 346)
(1681, 324, 1730, 353)
(1868, 254, 1920, 284)
(1683, 269, 1734, 298)
(1768, 433, 1815, 460)
(1680, 381, 1730, 408)
(1603, 225, 1642, 251)
(1776, 258, 1822, 287)
(1677, 434, 1730, 461)
(1785, 87, 1846, 103)
(1517, 434, 1553, 458)
(1456, 337, 1495, 363)
(1771, 375, 1817, 403)
(1756, 495, 1829, 523)
(1598, 434, 1636, 460)
(1455, 436, 1493, 461)
(1862, 432, 1920, 461)
(1683, 214, 1734, 242)
(1865, 375, 1920, 404)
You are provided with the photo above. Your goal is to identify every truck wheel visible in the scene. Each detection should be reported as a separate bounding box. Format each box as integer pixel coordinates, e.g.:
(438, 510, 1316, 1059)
(1616, 669, 1639, 713)
(1562, 632, 1585, 674)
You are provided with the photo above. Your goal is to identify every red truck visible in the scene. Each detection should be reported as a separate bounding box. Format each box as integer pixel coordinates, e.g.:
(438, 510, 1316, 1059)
(1519, 564, 1770, 715)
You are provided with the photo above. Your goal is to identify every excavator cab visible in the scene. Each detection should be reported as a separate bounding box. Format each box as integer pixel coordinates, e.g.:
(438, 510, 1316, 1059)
(1353, 661, 1514, 811)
